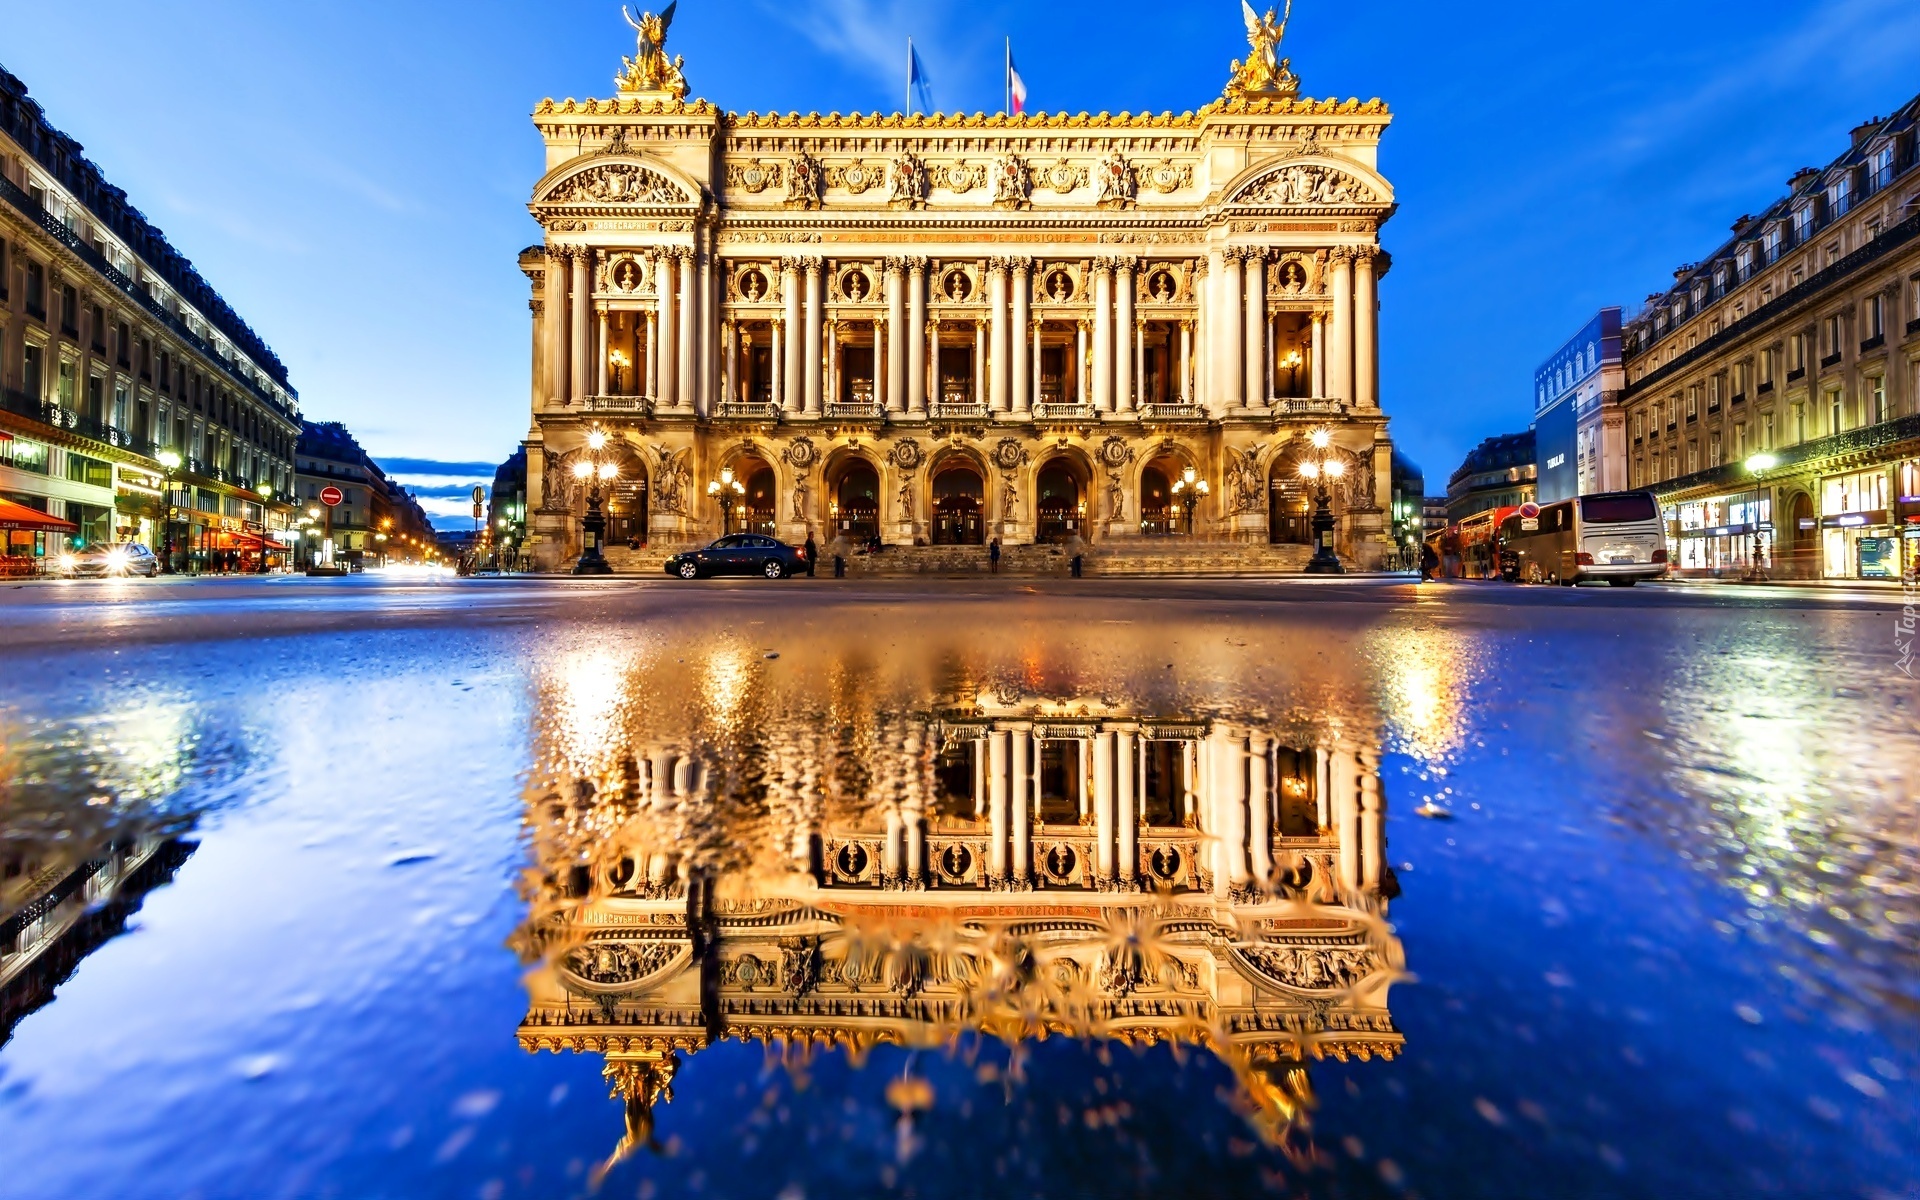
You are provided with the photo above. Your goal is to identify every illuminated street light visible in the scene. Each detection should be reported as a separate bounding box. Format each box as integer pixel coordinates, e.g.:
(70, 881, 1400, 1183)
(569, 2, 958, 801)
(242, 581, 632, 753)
(1298, 428, 1345, 574)
(155, 450, 183, 574)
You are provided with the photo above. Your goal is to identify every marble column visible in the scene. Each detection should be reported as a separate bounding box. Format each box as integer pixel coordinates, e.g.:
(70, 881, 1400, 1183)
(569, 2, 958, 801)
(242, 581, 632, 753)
(781, 259, 802, 411)
(1010, 729, 1031, 884)
(570, 249, 591, 404)
(803, 261, 823, 414)
(1329, 249, 1354, 405)
(872, 317, 883, 408)
(719, 320, 734, 408)
(544, 249, 569, 408)
(1133, 317, 1146, 410)
(883, 807, 903, 884)
(1203, 250, 1223, 412)
(596, 309, 610, 397)
(676, 249, 696, 411)
(988, 730, 1011, 882)
(1011, 260, 1031, 413)
(973, 319, 985, 407)
(1076, 321, 1089, 406)
(1247, 733, 1273, 889)
(886, 259, 906, 413)
(1115, 259, 1135, 412)
(1311, 312, 1326, 398)
(1179, 320, 1193, 403)
(906, 259, 927, 413)
(1244, 250, 1266, 408)
(988, 259, 1010, 413)
(1092, 732, 1116, 882)
(1030, 319, 1043, 409)
(1115, 728, 1137, 886)
(1354, 248, 1378, 409)
(697, 237, 714, 417)
(1092, 261, 1114, 412)
(644, 308, 658, 402)
(1218, 251, 1243, 410)
(655, 253, 677, 409)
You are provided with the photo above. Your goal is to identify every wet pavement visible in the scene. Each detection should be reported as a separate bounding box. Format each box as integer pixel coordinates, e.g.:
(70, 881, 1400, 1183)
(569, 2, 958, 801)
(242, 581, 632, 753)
(0, 574, 1915, 1200)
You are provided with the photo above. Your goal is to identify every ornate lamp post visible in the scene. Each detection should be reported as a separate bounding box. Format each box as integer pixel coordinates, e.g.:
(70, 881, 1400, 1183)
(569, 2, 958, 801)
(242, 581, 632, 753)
(1169, 466, 1210, 536)
(156, 449, 181, 573)
(707, 466, 746, 534)
(571, 429, 619, 576)
(254, 482, 275, 573)
(609, 348, 630, 395)
(1741, 452, 1776, 582)
(1297, 428, 1347, 575)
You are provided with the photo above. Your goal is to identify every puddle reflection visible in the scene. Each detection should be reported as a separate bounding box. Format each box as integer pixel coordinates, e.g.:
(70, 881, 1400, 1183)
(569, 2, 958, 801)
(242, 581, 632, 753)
(517, 619, 1408, 1176)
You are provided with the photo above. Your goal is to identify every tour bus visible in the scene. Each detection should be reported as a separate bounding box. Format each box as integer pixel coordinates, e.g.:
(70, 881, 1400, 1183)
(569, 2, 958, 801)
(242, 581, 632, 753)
(1499, 490, 1668, 586)
(1455, 505, 1519, 579)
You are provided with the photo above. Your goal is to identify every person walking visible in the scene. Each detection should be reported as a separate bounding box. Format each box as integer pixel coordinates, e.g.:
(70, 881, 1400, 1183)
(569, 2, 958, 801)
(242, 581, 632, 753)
(804, 529, 817, 577)
(989, 537, 1001, 575)
(1419, 540, 1439, 583)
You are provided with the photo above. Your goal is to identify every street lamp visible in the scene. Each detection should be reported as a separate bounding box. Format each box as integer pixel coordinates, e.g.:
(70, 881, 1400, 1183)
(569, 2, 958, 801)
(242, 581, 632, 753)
(707, 465, 746, 534)
(1297, 428, 1347, 574)
(572, 429, 619, 575)
(1169, 465, 1210, 536)
(1741, 452, 1778, 582)
(255, 481, 274, 573)
(609, 348, 630, 394)
(155, 450, 182, 573)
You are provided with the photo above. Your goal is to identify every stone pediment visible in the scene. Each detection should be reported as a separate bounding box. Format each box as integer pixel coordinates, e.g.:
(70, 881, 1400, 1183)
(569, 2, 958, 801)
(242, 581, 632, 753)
(535, 158, 698, 208)
(1225, 157, 1389, 209)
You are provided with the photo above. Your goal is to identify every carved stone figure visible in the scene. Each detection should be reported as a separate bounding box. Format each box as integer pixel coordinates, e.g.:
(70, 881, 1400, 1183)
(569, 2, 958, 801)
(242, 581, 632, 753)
(652, 444, 691, 513)
(1000, 473, 1020, 522)
(547, 165, 686, 205)
(889, 438, 924, 471)
(897, 477, 916, 523)
(1228, 446, 1265, 514)
(1224, 0, 1299, 99)
(1095, 153, 1136, 208)
(1098, 434, 1134, 469)
(1234, 164, 1374, 207)
(618, 5, 689, 99)
(991, 437, 1029, 471)
(1106, 471, 1125, 521)
(786, 151, 823, 210)
(565, 939, 681, 985)
(889, 153, 928, 207)
(790, 476, 811, 522)
(991, 155, 1032, 209)
(782, 436, 818, 470)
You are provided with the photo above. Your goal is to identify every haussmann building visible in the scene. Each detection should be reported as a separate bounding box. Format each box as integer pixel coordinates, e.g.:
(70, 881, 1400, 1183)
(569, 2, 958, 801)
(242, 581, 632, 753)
(518, 10, 1399, 572)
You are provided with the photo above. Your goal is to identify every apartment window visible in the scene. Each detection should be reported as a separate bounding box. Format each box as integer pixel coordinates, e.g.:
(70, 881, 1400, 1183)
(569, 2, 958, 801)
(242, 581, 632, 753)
(1789, 333, 1806, 373)
(89, 304, 105, 352)
(85, 373, 104, 422)
(1869, 376, 1887, 425)
(1709, 431, 1722, 466)
(1829, 390, 1844, 436)
(1823, 314, 1842, 357)
(1864, 294, 1885, 342)
(1758, 347, 1775, 387)
(1763, 227, 1782, 262)
(65, 452, 111, 488)
(1734, 423, 1748, 459)
(1868, 146, 1894, 191)
(1793, 402, 1806, 443)
(1686, 441, 1699, 474)
(113, 380, 129, 432)
(1686, 388, 1699, 421)
(1763, 412, 1775, 450)
(23, 342, 43, 399)
(25, 261, 45, 316)
(1828, 174, 1851, 217)
(57, 359, 75, 408)
(1792, 206, 1812, 243)
(59, 285, 78, 334)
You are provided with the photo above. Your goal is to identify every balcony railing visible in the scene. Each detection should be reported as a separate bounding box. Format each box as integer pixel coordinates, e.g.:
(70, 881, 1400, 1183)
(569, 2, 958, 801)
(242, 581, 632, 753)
(1651, 411, 1920, 496)
(1031, 402, 1093, 421)
(0, 173, 298, 417)
(929, 401, 989, 421)
(1137, 401, 1204, 421)
(824, 401, 884, 421)
(1269, 397, 1350, 418)
(1, 390, 160, 458)
(576, 394, 654, 415)
(715, 401, 780, 421)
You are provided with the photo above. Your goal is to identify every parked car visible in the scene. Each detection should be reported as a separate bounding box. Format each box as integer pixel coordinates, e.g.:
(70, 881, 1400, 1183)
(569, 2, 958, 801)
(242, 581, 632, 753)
(60, 542, 160, 578)
(663, 534, 808, 579)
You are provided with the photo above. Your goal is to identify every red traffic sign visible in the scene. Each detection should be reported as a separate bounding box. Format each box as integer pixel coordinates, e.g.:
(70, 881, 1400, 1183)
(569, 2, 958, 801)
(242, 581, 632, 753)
(319, 486, 344, 506)
(1518, 502, 1540, 518)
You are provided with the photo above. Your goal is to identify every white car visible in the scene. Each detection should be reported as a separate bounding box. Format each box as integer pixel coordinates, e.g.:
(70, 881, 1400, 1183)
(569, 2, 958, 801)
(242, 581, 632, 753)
(61, 542, 161, 578)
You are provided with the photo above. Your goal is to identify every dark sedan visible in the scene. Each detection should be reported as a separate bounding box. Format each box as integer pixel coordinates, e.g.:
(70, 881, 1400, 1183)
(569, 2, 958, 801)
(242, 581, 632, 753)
(663, 534, 808, 580)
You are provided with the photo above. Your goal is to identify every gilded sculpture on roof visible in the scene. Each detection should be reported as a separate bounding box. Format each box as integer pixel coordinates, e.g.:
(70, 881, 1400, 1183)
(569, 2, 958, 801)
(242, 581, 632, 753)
(1227, 0, 1300, 99)
(618, 3, 689, 99)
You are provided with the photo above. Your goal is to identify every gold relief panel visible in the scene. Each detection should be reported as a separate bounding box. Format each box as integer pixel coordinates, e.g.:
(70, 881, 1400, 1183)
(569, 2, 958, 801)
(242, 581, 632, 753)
(1038, 264, 1080, 304)
(723, 159, 783, 195)
(1138, 263, 1190, 304)
(933, 160, 988, 195)
(822, 160, 884, 194)
(603, 255, 652, 296)
(726, 262, 777, 303)
(1038, 158, 1089, 195)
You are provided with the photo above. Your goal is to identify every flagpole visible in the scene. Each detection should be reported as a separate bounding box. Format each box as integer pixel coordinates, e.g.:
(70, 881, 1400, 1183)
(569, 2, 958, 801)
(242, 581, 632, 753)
(1005, 38, 1010, 115)
(907, 37, 912, 114)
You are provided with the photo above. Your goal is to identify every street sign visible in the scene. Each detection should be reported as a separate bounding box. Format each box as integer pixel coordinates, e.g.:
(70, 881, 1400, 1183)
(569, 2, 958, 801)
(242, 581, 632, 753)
(472, 503, 483, 519)
(471, 485, 486, 506)
(1518, 502, 1540, 518)
(320, 486, 344, 506)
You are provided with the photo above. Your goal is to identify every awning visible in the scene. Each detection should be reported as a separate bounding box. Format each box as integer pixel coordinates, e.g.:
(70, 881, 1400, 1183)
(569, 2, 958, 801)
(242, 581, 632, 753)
(0, 498, 77, 533)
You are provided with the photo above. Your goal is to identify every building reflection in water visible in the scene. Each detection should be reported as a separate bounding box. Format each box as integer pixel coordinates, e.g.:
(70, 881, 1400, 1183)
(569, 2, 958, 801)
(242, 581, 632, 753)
(516, 629, 1406, 1176)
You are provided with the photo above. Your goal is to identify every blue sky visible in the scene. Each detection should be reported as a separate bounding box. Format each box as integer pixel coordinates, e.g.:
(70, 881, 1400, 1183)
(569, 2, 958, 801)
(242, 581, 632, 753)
(7, 0, 1920, 513)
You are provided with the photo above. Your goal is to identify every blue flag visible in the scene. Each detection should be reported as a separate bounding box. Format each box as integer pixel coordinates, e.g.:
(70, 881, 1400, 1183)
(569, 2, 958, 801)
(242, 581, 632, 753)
(908, 41, 934, 114)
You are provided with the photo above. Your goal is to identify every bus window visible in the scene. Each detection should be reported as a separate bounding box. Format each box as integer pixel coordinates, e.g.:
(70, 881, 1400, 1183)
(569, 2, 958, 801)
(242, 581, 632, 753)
(1580, 493, 1658, 523)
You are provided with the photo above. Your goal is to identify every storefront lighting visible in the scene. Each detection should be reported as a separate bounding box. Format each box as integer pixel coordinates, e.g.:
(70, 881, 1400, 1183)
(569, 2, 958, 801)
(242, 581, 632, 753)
(1745, 453, 1778, 474)
(156, 450, 181, 471)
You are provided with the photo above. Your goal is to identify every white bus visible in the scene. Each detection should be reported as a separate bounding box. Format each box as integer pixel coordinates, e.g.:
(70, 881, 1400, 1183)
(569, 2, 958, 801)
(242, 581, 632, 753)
(1500, 491, 1668, 587)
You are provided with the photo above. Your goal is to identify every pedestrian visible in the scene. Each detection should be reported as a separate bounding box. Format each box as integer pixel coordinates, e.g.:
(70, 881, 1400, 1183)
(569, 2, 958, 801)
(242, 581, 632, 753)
(989, 537, 1001, 574)
(804, 529, 818, 577)
(1419, 541, 1438, 582)
(1070, 551, 1084, 578)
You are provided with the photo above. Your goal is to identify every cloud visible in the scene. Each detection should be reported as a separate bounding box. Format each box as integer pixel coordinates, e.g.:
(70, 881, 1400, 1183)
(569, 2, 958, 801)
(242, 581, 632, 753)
(764, 0, 951, 99)
(380, 458, 502, 477)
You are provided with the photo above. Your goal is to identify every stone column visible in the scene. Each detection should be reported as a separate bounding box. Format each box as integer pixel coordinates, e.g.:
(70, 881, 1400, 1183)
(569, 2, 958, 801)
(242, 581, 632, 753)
(973, 319, 986, 407)
(570, 249, 591, 404)
(907, 258, 927, 413)
(988, 729, 1011, 883)
(697, 237, 714, 416)
(886, 259, 906, 413)
(1218, 251, 1243, 410)
(655, 254, 678, 409)
(1134, 317, 1147, 410)
(1329, 249, 1354, 405)
(1115, 728, 1137, 886)
(1010, 728, 1031, 884)
(768, 316, 783, 408)
(872, 316, 883, 409)
(1202, 250, 1223, 413)
(676, 249, 697, 411)
(719, 320, 734, 408)
(782, 259, 802, 411)
(1092, 731, 1116, 882)
(1030, 319, 1043, 409)
(1247, 733, 1273, 889)
(1011, 260, 1031, 413)
(1179, 320, 1193, 403)
(1092, 260, 1114, 412)
(1359, 750, 1383, 891)
(803, 261, 823, 414)
(1115, 258, 1135, 412)
(883, 807, 903, 884)
(988, 259, 1010, 413)
(544, 249, 569, 408)
(1244, 250, 1266, 408)
(596, 308, 610, 397)
(1076, 321, 1089, 406)
(1310, 312, 1326, 398)
(1354, 248, 1378, 409)
(644, 307, 658, 401)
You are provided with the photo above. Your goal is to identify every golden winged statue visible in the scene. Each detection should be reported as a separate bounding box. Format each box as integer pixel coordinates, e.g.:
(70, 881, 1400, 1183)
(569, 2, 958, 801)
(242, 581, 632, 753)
(1225, 0, 1300, 99)
(617, 3, 689, 99)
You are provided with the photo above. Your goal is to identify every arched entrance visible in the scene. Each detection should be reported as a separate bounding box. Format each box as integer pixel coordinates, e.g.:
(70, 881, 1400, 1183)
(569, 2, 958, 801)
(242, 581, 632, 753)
(737, 455, 776, 535)
(1140, 454, 1197, 536)
(931, 461, 985, 545)
(605, 465, 649, 547)
(1268, 457, 1311, 545)
(1787, 491, 1816, 579)
(1034, 457, 1088, 543)
(829, 457, 881, 540)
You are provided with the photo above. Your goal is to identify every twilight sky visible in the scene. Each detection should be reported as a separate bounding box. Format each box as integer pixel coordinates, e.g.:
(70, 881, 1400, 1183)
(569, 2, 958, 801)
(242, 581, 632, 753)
(7, 0, 1919, 517)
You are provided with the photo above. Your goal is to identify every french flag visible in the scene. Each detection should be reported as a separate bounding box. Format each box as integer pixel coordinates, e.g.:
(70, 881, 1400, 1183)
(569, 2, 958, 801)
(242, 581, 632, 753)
(1007, 41, 1028, 114)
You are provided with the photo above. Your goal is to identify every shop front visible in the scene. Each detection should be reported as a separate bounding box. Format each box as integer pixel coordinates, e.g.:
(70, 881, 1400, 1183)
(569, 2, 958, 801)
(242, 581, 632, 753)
(1900, 460, 1920, 580)
(1665, 490, 1773, 577)
(1819, 468, 1897, 580)
(0, 496, 78, 577)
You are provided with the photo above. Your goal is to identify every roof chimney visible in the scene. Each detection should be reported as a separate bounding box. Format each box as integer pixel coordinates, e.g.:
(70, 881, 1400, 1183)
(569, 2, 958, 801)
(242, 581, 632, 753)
(1851, 118, 1883, 149)
(1787, 166, 1819, 192)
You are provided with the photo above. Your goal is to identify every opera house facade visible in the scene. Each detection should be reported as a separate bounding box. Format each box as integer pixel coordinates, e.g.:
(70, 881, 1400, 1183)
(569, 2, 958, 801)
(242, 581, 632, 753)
(520, 11, 1398, 570)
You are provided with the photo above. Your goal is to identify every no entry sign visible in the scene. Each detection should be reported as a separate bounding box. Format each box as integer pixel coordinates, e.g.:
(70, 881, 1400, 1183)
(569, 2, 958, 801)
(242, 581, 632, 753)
(320, 486, 344, 506)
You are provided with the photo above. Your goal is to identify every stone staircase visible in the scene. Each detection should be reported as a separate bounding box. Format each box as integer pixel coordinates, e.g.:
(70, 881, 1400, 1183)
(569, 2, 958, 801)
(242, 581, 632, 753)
(577, 540, 1334, 577)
